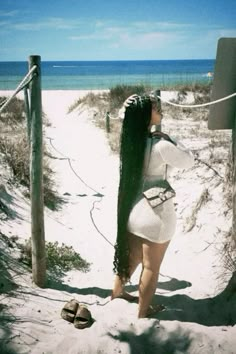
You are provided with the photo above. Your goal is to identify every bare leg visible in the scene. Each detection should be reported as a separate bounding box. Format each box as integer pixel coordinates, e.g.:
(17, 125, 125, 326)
(138, 239, 170, 318)
(111, 233, 142, 300)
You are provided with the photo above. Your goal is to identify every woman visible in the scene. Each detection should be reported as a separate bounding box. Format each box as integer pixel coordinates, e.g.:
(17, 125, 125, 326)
(111, 93, 194, 318)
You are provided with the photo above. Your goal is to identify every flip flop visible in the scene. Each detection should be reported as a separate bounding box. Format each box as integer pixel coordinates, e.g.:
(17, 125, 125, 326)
(74, 306, 93, 329)
(61, 299, 80, 323)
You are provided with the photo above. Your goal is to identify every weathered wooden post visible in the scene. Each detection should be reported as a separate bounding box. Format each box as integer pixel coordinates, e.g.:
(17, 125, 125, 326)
(155, 89, 162, 131)
(156, 89, 161, 110)
(106, 111, 110, 133)
(233, 115, 236, 246)
(208, 38, 236, 245)
(29, 55, 46, 287)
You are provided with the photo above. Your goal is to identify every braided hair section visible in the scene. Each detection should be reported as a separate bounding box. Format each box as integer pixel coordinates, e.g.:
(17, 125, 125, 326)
(113, 95, 152, 280)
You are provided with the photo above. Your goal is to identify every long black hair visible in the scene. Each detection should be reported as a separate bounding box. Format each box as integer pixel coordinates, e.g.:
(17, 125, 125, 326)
(113, 95, 152, 280)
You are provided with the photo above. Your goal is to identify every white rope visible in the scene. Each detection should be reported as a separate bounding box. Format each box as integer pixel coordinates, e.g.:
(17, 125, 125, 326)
(0, 65, 37, 114)
(156, 92, 236, 108)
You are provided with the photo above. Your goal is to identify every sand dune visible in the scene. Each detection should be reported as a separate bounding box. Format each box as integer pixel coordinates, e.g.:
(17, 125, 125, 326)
(0, 90, 235, 354)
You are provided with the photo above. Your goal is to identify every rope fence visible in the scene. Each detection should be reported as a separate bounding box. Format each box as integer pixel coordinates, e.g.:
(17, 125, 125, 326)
(46, 137, 113, 247)
(156, 92, 236, 109)
(0, 64, 37, 114)
(47, 137, 102, 195)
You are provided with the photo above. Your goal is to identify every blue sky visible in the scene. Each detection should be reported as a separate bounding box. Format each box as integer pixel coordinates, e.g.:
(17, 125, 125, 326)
(0, 0, 235, 61)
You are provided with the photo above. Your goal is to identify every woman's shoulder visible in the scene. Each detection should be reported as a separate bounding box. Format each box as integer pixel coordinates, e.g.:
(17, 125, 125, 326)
(152, 137, 194, 168)
(153, 138, 177, 151)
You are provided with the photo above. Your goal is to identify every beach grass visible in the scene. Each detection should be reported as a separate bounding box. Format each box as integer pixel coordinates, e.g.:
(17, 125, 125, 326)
(0, 96, 63, 211)
(68, 83, 213, 154)
(18, 237, 91, 280)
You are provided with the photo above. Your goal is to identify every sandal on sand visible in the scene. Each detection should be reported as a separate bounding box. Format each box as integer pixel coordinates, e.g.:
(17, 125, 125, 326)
(74, 306, 93, 329)
(61, 299, 80, 323)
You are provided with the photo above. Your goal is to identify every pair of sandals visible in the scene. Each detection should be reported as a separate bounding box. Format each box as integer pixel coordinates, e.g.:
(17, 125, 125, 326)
(61, 299, 93, 329)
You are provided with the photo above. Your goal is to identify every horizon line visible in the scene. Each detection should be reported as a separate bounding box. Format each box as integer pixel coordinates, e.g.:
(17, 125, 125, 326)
(0, 58, 215, 63)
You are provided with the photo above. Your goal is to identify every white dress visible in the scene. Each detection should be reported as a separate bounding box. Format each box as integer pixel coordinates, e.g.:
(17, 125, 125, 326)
(127, 137, 194, 243)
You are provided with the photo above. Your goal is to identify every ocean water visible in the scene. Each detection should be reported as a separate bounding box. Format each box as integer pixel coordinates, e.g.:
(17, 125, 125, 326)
(0, 59, 215, 90)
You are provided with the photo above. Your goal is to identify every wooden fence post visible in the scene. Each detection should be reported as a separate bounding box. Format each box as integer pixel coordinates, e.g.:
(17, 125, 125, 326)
(233, 114, 236, 246)
(29, 55, 46, 287)
(106, 111, 110, 133)
(208, 38, 236, 246)
(156, 89, 161, 108)
(156, 89, 162, 131)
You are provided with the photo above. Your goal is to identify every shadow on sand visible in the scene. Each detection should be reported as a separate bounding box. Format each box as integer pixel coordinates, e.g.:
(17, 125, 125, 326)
(47, 272, 236, 327)
(0, 306, 20, 354)
(47, 275, 191, 298)
(108, 323, 192, 354)
(0, 233, 23, 354)
(154, 273, 236, 326)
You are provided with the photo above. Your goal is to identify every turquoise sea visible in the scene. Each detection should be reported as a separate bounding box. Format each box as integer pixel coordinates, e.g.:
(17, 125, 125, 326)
(0, 59, 214, 90)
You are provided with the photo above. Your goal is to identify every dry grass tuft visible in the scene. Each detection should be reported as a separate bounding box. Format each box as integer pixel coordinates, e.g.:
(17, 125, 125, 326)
(68, 92, 109, 114)
(221, 229, 236, 275)
(0, 96, 25, 124)
(0, 96, 63, 211)
(184, 188, 211, 232)
(108, 84, 149, 112)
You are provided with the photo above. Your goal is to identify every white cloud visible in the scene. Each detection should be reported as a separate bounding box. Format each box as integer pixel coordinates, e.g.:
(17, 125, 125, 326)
(0, 20, 10, 27)
(1, 12, 235, 60)
(68, 19, 195, 44)
(0, 10, 19, 17)
(67, 19, 236, 59)
(1, 16, 82, 31)
(212, 28, 236, 38)
(69, 33, 111, 40)
(68, 20, 183, 52)
(132, 21, 193, 31)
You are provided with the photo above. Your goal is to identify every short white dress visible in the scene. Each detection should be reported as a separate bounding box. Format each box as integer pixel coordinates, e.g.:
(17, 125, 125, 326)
(127, 137, 194, 243)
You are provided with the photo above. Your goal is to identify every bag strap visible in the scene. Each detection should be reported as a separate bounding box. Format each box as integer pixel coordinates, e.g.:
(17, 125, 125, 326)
(164, 164, 168, 180)
(144, 136, 167, 180)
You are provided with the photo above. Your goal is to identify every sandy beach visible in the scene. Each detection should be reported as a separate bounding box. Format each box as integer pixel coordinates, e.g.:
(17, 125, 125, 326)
(0, 89, 236, 354)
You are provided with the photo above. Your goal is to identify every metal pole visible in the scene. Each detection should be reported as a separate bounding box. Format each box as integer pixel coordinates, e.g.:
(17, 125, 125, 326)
(29, 55, 46, 287)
